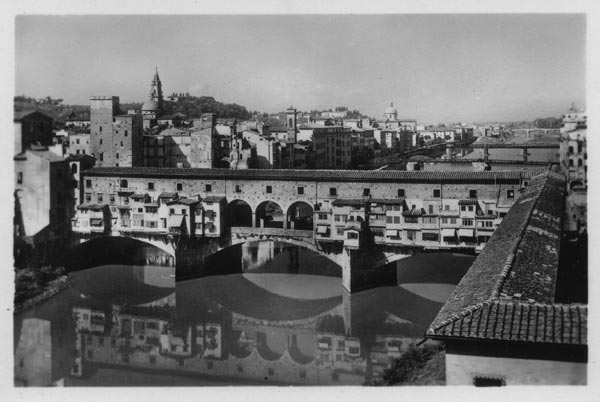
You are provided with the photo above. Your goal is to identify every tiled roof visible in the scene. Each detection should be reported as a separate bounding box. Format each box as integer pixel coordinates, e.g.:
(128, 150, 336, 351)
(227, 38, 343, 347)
(331, 199, 367, 207)
(427, 172, 586, 345)
(76, 203, 105, 211)
(158, 192, 178, 199)
(83, 167, 536, 184)
(203, 195, 226, 203)
(167, 198, 199, 206)
(14, 110, 53, 122)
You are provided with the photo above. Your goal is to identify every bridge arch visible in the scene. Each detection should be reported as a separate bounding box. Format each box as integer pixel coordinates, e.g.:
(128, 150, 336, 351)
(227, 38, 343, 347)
(226, 199, 253, 227)
(255, 200, 285, 229)
(286, 201, 314, 230)
(62, 236, 176, 271)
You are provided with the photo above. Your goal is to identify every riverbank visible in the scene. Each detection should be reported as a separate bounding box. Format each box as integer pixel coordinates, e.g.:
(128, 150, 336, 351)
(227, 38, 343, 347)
(14, 273, 72, 313)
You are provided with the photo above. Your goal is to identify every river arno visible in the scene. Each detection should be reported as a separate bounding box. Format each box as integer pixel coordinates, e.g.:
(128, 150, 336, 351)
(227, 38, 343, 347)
(14, 241, 473, 386)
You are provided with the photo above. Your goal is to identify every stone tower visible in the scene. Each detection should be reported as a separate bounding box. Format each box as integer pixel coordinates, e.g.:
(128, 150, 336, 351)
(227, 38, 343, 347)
(150, 67, 163, 112)
(286, 106, 297, 143)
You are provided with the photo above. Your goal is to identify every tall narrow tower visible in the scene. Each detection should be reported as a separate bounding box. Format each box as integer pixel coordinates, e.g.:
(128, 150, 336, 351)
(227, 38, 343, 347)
(150, 67, 164, 112)
(286, 106, 297, 143)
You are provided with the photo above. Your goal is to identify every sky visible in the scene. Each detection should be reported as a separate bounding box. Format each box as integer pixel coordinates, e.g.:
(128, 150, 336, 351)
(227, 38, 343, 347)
(15, 14, 586, 123)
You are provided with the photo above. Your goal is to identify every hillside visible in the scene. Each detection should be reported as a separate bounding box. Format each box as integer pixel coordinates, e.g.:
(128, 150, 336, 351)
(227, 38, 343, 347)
(14, 94, 253, 122)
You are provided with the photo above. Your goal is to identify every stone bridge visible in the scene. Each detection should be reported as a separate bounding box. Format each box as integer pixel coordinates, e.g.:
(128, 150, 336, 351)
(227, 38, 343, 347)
(75, 226, 413, 293)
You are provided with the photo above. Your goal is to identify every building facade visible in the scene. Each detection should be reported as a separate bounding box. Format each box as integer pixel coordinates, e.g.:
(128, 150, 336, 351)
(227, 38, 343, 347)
(313, 126, 352, 169)
(90, 96, 143, 167)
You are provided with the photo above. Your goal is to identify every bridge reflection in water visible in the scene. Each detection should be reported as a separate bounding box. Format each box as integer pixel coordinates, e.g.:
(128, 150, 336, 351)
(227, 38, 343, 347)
(14, 240, 473, 386)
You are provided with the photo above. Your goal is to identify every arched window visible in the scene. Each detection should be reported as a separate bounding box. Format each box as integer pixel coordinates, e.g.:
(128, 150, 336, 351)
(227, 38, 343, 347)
(71, 163, 78, 174)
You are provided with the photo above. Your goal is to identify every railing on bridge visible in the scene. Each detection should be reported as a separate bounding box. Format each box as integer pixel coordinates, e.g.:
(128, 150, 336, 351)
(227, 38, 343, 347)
(230, 226, 314, 239)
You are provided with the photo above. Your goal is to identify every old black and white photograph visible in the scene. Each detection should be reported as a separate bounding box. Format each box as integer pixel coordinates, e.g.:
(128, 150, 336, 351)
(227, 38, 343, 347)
(7, 1, 594, 395)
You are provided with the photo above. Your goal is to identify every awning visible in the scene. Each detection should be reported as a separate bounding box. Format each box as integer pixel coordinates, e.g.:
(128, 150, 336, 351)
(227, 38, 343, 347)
(385, 229, 398, 237)
(76, 204, 104, 211)
(117, 191, 135, 197)
(441, 228, 456, 237)
(458, 199, 479, 205)
(168, 215, 185, 228)
(458, 228, 475, 237)
(117, 205, 131, 210)
(317, 225, 329, 234)
(131, 193, 148, 200)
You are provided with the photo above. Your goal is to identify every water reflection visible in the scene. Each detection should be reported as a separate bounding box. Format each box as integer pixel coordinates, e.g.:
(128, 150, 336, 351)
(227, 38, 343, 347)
(14, 241, 473, 386)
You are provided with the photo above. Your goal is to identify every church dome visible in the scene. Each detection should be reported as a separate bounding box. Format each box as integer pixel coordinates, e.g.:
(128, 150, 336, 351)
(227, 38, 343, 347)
(385, 102, 397, 115)
(142, 99, 160, 112)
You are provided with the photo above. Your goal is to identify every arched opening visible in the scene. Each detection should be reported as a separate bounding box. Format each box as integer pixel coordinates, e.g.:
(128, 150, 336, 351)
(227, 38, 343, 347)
(227, 199, 252, 228)
(71, 163, 78, 174)
(286, 201, 313, 230)
(255, 201, 284, 228)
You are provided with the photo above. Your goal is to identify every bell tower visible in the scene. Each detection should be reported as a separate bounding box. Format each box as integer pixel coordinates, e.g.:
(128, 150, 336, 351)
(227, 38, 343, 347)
(150, 67, 164, 112)
(286, 106, 297, 143)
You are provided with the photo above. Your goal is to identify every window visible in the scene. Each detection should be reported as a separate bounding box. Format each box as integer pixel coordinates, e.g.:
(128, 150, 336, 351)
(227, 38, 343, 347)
(386, 216, 393, 224)
(428, 205, 434, 214)
(407, 230, 417, 240)
(468, 206, 474, 212)
(235, 185, 242, 193)
(205, 184, 212, 192)
(433, 189, 441, 198)
(422, 232, 439, 241)
(347, 231, 358, 239)
(405, 216, 419, 223)
(169, 209, 175, 214)
(473, 377, 505, 387)
(445, 205, 450, 211)
(109, 194, 115, 204)
(266, 185, 272, 193)
(462, 219, 474, 226)
(17, 172, 23, 184)
(469, 190, 477, 199)
(334, 214, 347, 222)
(318, 213, 328, 220)
(177, 183, 183, 191)
(569, 146, 574, 154)
(569, 159, 574, 167)
(148, 182, 154, 190)
(124, 130, 128, 137)
(85, 193, 92, 202)
(97, 194, 103, 203)
(507, 189, 514, 199)
(363, 188, 370, 197)
(393, 216, 401, 224)
(330, 187, 337, 196)
(100, 139, 103, 145)
(99, 152, 104, 162)
(120, 179, 128, 188)
(298, 186, 304, 195)
(397, 189, 405, 197)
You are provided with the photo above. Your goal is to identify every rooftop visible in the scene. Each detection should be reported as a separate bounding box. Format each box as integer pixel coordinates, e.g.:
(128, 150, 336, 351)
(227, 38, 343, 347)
(83, 167, 538, 184)
(427, 172, 586, 346)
